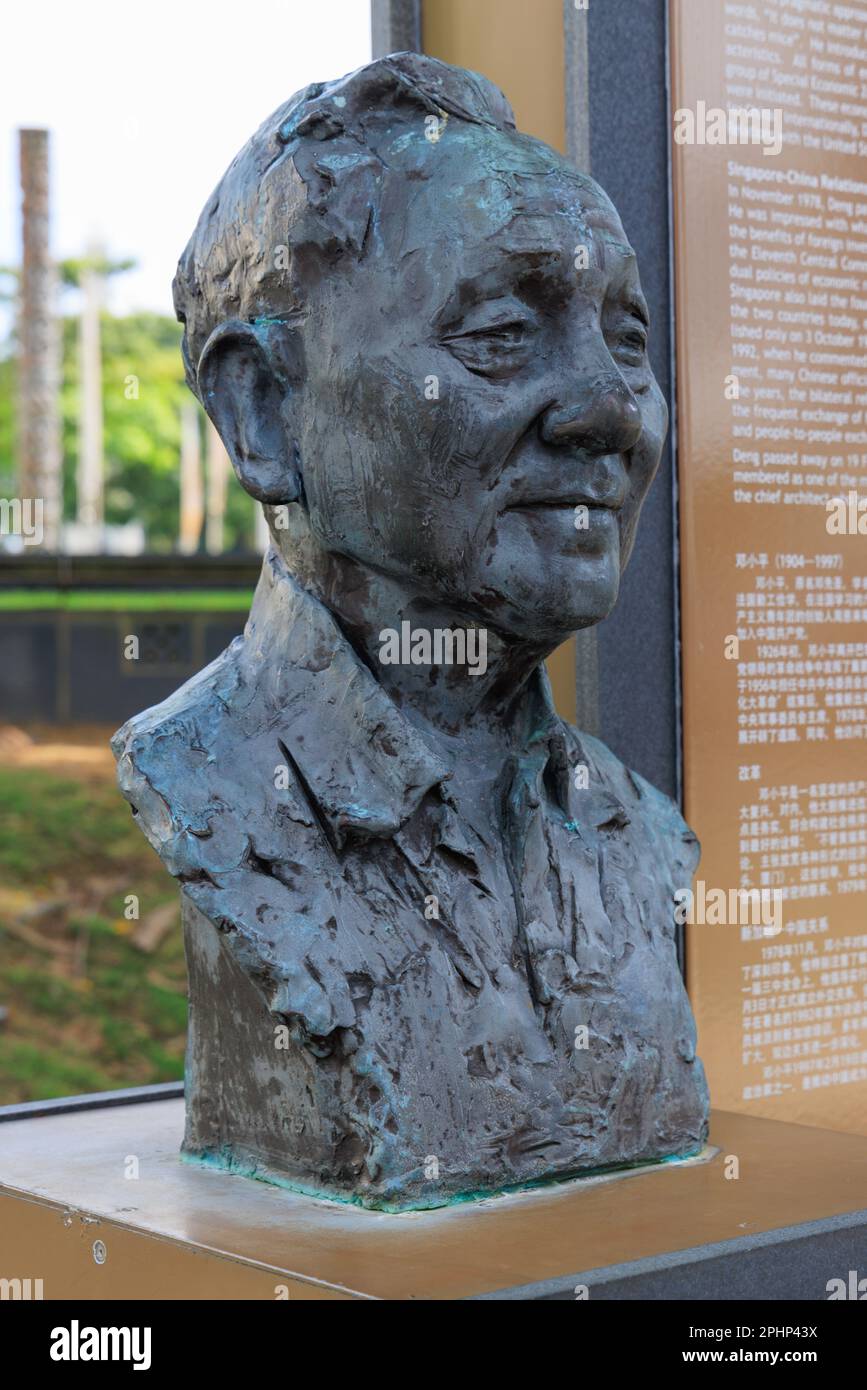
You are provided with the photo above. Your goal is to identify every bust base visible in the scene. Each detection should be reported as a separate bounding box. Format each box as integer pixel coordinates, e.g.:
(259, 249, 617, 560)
(1, 1096, 866, 1299)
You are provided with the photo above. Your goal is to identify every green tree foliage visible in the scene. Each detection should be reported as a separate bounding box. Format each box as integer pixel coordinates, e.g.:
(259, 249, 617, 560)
(61, 311, 183, 546)
(61, 311, 256, 550)
(0, 297, 257, 551)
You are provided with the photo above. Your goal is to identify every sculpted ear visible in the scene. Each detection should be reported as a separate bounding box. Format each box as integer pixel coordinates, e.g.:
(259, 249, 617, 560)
(196, 320, 302, 505)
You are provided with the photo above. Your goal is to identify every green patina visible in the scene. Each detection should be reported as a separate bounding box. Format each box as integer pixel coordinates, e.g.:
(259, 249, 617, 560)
(181, 1142, 708, 1215)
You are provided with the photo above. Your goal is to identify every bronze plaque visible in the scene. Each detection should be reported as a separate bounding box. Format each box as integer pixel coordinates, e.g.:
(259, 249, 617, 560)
(672, 0, 867, 1133)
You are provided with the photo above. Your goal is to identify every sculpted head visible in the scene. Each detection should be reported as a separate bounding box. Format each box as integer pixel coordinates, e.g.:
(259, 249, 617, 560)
(174, 53, 667, 650)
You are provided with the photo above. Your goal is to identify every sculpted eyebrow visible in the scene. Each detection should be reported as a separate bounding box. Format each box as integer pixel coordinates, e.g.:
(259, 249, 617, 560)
(435, 246, 569, 325)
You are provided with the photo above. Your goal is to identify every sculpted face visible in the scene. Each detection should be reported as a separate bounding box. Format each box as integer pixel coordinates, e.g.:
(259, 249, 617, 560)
(288, 124, 667, 646)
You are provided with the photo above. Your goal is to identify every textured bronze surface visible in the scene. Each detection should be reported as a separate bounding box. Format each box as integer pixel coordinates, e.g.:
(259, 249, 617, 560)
(113, 52, 708, 1207)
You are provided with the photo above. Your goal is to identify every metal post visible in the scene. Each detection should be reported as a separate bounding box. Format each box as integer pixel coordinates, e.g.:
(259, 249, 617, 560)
(371, 0, 421, 57)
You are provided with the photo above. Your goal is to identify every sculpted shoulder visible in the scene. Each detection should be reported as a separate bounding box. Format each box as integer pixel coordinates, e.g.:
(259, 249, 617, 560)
(563, 723, 701, 885)
(113, 637, 251, 878)
(111, 639, 356, 1038)
(111, 634, 340, 882)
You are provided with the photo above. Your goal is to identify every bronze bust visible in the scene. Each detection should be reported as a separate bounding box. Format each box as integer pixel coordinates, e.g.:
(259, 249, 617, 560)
(113, 53, 709, 1210)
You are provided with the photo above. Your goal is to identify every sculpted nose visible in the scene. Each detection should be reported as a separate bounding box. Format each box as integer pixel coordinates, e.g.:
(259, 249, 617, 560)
(540, 376, 643, 455)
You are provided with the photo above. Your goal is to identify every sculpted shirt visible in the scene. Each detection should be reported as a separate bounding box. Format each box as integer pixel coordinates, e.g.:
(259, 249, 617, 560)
(113, 549, 709, 1204)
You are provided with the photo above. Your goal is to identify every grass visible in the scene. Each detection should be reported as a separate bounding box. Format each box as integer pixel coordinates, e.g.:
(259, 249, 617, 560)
(0, 589, 253, 611)
(0, 757, 187, 1104)
(0, 766, 136, 883)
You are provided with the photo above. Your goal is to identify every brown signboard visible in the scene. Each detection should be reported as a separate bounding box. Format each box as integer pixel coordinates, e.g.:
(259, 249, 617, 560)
(672, 0, 867, 1133)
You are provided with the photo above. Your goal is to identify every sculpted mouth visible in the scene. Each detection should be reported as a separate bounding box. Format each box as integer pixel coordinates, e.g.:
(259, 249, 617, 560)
(505, 497, 620, 512)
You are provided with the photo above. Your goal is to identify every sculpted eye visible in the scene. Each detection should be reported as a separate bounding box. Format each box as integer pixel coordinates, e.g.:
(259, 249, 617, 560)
(445, 319, 530, 348)
(442, 319, 534, 378)
(463, 320, 528, 343)
(612, 326, 648, 366)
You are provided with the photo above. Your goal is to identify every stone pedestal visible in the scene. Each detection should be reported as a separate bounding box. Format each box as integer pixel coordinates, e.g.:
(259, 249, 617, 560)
(2, 1096, 867, 1299)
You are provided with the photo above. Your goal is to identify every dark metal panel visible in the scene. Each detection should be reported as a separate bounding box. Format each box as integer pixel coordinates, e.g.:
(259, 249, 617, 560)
(587, 0, 680, 803)
(0, 620, 57, 720)
(371, 0, 421, 58)
(471, 1208, 867, 1300)
(0, 1081, 184, 1123)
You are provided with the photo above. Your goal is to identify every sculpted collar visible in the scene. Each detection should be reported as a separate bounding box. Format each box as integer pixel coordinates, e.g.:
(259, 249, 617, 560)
(240, 549, 579, 850)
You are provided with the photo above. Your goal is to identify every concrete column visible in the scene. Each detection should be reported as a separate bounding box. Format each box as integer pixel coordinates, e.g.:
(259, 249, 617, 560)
(17, 129, 62, 550)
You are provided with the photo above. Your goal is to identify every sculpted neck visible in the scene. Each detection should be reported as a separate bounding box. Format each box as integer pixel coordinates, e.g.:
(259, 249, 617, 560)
(265, 512, 565, 750)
